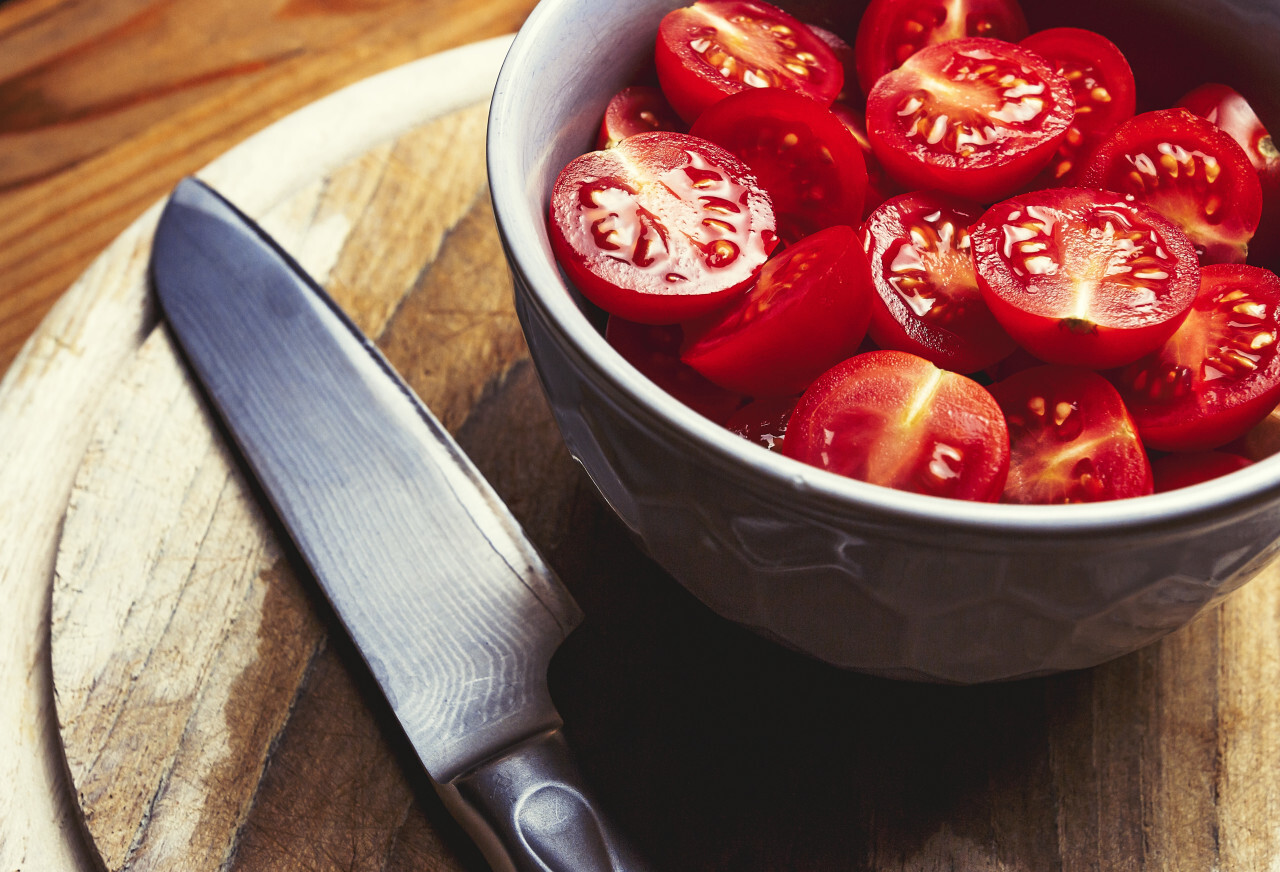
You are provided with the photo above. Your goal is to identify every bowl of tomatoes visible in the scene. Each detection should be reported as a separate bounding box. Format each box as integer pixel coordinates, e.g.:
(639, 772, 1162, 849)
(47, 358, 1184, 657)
(487, 0, 1280, 682)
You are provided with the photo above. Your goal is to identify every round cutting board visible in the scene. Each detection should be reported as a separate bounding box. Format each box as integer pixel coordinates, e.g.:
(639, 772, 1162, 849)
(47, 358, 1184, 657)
(5, 37, 1280, 872)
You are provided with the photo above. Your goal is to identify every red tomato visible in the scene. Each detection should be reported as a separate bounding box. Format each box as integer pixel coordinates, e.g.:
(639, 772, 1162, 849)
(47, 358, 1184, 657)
(1081, 108, 1263, 265)
(1019, 27, 1136, 186)
(681, 225, 874, 396)
(864, 37, 1075, 202)
(690, 88, 868, 241)
(971, 187, 1201, 369)
(605, 318, 746, 423)
(1151, 451, 1252, 492)
(595, 86, 685, 150)
(655, 0, 844, 124)
(549, 131, 778, 324)
(1176, 83, 1280, 267)
(1112, 264, 1280, 451)
(860, 191, 1016, 373)
(989, 365, 1152, 503)
(725, 394, 798, 449)
(828, 101, 900, 214)
(853, 0, 1028, 96)
(805, 23, 858, 102)
(781, 350, 1010, 501)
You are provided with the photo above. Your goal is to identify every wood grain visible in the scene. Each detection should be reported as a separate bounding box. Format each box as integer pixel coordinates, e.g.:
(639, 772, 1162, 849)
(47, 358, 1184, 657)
(0, 0, 538, 374)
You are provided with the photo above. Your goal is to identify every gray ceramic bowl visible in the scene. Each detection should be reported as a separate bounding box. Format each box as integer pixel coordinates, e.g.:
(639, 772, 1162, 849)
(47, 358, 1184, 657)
(487, 0, 1280, 682)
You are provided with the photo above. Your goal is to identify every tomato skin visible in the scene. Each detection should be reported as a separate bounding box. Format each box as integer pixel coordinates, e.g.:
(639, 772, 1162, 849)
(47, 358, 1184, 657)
(1151, 451, 1252, 493)
(989, 365, 1152, 503)
(605, 318, 747, 423)
(1112, 264, 1280, 452)
(596, 86, 685, 150)
(1176, 83, 1280, 268)
(1081, 108, 1263, 265)
(828, 101, 900, 215)
(681, 225, 874, 396)
(853, 0, 1028, 96)
(971, 187, 1201, 369)
(549, 132, 778, 324)
(1018, 27, 1136, 187)
(865, 37, 1075, 202)
(690, 88, 868, 242)
(725, 394, 798, 449)
(655, 0, 844, 124)
(781, 350, 1010, 501)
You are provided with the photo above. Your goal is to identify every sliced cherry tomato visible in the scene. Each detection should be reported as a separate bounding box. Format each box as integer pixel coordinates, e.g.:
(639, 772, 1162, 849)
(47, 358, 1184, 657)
(989, 365, 1152, 503)
(690, 88, 868, 241)
(605, 318, 746, 423)
(1019, 27, 1136, 186)
(655, 0, 844, 124)
(828, 101, 900, 214)
(853, 0, 1028, 96)
(549, 131, 778, 324)
(861, 191, 1016, 373)
(1176, 83, 1280, 268)
(781, 350, 1010, 501)
(1081, 108, 1263, 265)
(805, 23, 858, 103)
(971, 187, 1201, 369)
(864, 37, 1074, 202)
(1111, 264, 1280, 451)
(725, 394, 798, 449)
(596, 86, 685, 150)
(681, 225, 874, 396)
(1151, 451, 1252, 492)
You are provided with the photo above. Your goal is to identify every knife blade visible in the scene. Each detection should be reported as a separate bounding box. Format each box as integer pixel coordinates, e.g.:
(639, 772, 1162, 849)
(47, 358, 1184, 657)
(150, 177, 649, 872)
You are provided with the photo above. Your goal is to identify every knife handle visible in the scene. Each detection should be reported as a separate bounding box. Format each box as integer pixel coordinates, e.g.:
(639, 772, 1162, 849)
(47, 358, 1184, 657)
(441, 729, 652, 872)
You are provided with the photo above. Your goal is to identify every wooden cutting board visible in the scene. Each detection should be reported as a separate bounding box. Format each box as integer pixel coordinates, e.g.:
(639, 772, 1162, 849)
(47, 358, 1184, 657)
(3, 38, 1280, 872)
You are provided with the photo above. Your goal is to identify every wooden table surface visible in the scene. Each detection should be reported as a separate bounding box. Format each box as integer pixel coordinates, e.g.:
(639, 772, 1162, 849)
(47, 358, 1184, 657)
(0, 0, 536, 376)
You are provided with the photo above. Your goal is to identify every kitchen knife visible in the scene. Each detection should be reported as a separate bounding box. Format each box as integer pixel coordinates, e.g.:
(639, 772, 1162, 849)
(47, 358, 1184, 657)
(150, 177, 649, 872)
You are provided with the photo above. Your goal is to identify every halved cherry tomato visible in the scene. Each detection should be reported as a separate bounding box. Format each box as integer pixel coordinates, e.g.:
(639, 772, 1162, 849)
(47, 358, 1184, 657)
(681, 224, 874, 396)
(971, 187, 1201, 369)
(655, 0, 844, 124)
(1151, 450, 1252, 492)
(1081, 108, 1263, 265)
(1176, 83, 1280, 268)
(605, 318, 746, 423)
(781, 349, 1010, 500)
(690, 88, 868, 241)
(861, 191, 1016, 373)
(1112, 264, 1280, 451)
(989, 365, 1152, 503)
(805, 23, 858, 103)
(725, 394, 798, 449)
(864, 37, 1075, 202)
(828, 101, 900, 215)
(596, 86, 685, 150)
(853, 0, 1028, 96)
(549, 131, 778, 324)
(1019, 27, 1136, 186)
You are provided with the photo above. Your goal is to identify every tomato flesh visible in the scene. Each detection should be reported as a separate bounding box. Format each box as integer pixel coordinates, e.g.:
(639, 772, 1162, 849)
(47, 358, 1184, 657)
(1112, 264, 1280, 451)
(782, 350, 1010, 500)
(1019, 27, 1136, 186)
(853, 0, 1028, 96)
(549, 131, 778, 324)
(726, 394, 798, 449)
(971, 187, 1201, 369)
(1176, 83, 1280, 268)
(596, 86, 685, 150)
(681, 224, 874, 396)
(655, 0, 844, 124)
(989, 365, 1152, 503)
(690, 88, 868, 241)
(861, 191, 1016, 373)
(865, 37, 1075, 202)
(1082, 108, 1263, 265)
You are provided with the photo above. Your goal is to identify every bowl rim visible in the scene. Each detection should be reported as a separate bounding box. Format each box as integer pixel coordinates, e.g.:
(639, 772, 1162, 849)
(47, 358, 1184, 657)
(486, 0, 1280, 539)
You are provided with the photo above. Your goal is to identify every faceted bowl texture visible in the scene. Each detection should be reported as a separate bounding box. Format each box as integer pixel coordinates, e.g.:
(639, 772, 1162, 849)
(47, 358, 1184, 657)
(487, 0, 1280, 682)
